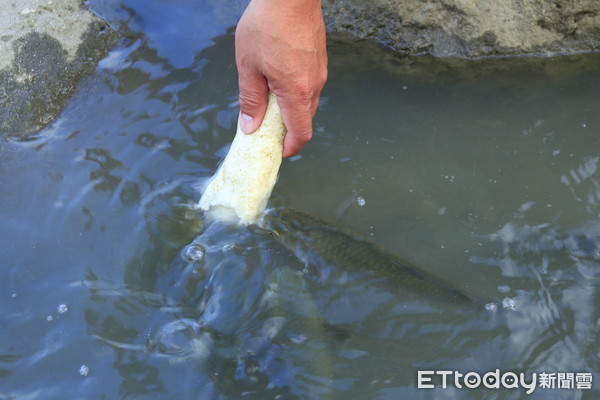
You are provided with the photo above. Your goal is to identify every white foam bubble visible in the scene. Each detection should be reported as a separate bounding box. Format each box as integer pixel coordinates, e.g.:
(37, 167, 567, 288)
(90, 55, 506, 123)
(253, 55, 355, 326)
(79, 365, 89, 376)
(502, 297, 517, 311)
(182, 244, 205, 263)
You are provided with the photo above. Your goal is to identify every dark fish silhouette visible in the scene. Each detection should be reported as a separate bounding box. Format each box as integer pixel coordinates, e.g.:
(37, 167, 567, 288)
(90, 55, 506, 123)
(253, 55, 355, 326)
(260, 207, 473, 304)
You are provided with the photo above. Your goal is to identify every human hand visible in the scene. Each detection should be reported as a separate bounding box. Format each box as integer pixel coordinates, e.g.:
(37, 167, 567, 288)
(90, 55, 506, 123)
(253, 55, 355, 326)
(235, 0, 327, 157)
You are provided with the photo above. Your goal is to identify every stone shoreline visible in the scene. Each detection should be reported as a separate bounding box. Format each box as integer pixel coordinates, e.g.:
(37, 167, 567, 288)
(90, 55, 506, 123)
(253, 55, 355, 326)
(0, 0, 118, 139)
(322, 0, 600, 58)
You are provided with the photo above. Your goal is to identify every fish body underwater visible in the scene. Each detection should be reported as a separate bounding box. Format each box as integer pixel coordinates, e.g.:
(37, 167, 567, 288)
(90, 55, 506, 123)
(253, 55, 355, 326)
(260, 207, 473, 305)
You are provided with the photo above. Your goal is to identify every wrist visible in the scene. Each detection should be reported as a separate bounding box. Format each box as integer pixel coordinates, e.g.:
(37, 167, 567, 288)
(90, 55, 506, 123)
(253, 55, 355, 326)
(249, 0, 322, 13)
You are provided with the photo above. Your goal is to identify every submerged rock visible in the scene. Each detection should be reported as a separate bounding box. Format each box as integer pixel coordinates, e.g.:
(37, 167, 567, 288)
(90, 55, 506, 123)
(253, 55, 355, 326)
(327, 36, 600, 82)
(322, 0, 600, 58)
(0, 0, 118, 139)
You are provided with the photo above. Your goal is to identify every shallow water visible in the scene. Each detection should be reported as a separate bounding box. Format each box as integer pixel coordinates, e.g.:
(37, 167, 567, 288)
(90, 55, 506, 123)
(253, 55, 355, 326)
(1, 0, 599, 399)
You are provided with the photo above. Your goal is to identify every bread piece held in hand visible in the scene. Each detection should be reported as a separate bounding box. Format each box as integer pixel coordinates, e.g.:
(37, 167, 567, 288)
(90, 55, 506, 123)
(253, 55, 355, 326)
(199, 93, 286, 225)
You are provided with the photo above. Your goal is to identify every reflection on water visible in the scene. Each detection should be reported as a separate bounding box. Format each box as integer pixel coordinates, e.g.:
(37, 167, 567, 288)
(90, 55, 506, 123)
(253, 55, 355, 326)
(1, 0, 599, 399)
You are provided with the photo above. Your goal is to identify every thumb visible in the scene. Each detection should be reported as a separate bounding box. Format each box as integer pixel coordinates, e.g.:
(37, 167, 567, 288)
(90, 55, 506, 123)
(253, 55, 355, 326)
(238, 74, 269, 134)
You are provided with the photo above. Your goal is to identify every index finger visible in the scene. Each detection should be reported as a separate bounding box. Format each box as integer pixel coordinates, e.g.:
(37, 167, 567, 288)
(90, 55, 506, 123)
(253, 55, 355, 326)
(276, 95, 317, 157)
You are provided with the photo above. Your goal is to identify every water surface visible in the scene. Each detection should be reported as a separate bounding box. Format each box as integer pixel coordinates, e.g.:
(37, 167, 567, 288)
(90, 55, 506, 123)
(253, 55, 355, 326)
(1, 1, 599, 399)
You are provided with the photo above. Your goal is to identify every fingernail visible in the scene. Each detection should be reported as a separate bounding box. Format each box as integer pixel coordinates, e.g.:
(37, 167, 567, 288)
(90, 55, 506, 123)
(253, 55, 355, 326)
(240, 113, 254, 133)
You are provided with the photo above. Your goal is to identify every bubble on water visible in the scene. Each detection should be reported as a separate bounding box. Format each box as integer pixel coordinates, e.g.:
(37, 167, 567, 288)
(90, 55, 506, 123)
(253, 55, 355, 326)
(79, 365, 89, 376)
(502, 297, 517, 311)
(11, 293, 17, 298)
(438, 207, 446, 215)
(222, 243, 234, 252)
(485, 303, 497, 312)
(182, 244, 205, 263)
(357, 196, 366, 207)
(57, 304, 68, 314)
(46, 315, 54, 321)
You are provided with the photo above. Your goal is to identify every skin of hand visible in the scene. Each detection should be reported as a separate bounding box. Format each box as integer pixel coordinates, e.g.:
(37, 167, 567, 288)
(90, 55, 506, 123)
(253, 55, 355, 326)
(235, 0, 328, 157)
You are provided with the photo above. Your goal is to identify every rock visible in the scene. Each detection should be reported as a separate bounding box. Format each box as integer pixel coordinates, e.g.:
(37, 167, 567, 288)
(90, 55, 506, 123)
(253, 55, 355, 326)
(322, 0, 600, 58)
(0, 0, 118, 139)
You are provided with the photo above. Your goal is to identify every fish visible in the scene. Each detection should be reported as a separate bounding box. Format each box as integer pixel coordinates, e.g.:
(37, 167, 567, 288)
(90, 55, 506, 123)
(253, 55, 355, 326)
(259, 207, 473, 304)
